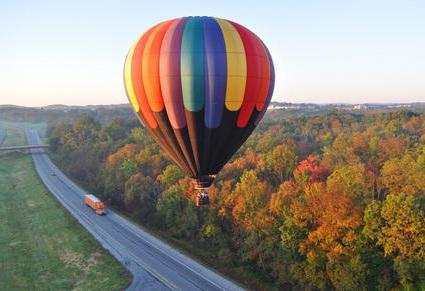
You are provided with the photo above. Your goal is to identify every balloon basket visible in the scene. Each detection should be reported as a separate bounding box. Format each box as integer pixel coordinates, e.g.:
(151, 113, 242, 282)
(192, 176, 213, 206)
(196, 192, 210, 206)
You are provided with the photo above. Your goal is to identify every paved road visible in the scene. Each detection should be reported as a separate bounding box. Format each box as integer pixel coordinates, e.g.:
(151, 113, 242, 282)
(0, 128, 5, 144)
(25, 128, 244, 291)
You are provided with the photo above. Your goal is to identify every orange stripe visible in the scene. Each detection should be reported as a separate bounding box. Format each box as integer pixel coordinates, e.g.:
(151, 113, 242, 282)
(131, 25, 159, 128)
(142, 20, 176, 112)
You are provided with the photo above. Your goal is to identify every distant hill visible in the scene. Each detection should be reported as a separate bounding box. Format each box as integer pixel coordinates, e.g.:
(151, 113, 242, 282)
(1, 102, 423, 125)
(43, 104, 131, 110)
(269, 101, 425, 112)
(0, 104, 134, 124)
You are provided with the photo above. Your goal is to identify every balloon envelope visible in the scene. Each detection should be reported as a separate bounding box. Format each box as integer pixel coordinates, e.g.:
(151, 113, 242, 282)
(124, 16, 275, 187)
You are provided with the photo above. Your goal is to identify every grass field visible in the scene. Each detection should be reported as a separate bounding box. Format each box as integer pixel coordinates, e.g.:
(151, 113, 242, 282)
(0, 121, 48, 144)
(0, 126, 25, 147)
(0, 128, 131, 290)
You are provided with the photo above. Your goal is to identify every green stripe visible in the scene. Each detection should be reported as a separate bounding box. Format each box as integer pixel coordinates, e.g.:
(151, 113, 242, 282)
(181, 17, 205, 112)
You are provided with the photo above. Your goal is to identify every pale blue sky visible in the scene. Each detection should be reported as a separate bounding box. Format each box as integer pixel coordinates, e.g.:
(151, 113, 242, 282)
(1, 0, 424, 106)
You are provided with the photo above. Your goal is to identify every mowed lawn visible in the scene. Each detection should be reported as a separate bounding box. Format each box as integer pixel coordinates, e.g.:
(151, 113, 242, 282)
(1, 125, 25, 146)
(0, 129, 131, 290)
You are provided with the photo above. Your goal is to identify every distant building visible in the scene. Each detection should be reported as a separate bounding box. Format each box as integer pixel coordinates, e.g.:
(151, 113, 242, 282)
(353, 104, 366, 110)
(268, 104, 301, 110)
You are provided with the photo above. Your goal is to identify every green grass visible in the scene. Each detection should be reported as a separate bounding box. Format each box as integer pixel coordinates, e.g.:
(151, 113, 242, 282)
(0, 121, 47, 143)
(1, 126, 25, 147)
(0, 151, 132, 290)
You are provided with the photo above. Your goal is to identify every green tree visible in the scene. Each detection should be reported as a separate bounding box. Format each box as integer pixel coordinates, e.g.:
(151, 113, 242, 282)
(157, 164, 185, 189)
(124, 173, 159, 221)
(380, 153, 425, 197)
(258, 144, 297, 187)
(363, 193, 425, 289)
(327, 163, 368, 200)
(157, 186, 200, 239)
(326, 255, 367, 291)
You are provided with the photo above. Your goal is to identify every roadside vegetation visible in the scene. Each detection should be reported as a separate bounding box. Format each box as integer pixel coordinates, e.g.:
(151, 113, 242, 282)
(40, 109, 425, 289)
(0, 128, 131, 291)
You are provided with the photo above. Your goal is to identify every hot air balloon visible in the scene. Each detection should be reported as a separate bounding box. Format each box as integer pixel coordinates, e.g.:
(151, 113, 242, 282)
(124, 16, 275, 206)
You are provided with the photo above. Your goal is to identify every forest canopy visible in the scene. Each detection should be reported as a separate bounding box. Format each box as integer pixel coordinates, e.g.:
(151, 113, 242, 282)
(45, 108, 425, 290)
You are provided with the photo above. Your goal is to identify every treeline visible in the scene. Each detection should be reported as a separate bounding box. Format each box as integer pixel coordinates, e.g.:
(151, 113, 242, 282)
(0, 105, 133, 124)
(48, 110, 425, 290)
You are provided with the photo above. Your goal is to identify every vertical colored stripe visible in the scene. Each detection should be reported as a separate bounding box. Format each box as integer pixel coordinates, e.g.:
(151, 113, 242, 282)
(130, 26, 158, 128)
(142, 20, 175, 112)
(124, 44, 139, 113)
(181, 17, 205, 112)
(215, 18, 247, 111)
(203, 17, 226, 128)
(160, 18, 188, 129)
(231, 22, 263, 128)
(125, 16, 275, 182)
(255, 44, 275, 125)
(255, 38, 271, 111)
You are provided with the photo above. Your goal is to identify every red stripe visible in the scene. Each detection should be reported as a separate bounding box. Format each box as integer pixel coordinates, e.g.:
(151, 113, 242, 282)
(231, 22, 265, 128)
(255, 38, 271, 111)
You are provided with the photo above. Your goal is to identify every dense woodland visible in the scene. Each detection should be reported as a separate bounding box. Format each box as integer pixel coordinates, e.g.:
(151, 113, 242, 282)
(45, 108, 425, 290)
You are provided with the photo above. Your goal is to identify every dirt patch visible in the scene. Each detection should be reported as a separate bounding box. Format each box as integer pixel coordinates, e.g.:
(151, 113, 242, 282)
(27, 200, 37, 208)
(87, 250, 102, 266)
(60, 250, 86, 271)
(60, 250, 102, 274)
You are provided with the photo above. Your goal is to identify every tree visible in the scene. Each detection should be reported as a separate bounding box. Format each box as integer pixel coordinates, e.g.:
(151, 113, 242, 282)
(380, 153, 425, 197)
(157, 184, 200, 239)
(326, 254, 367, 291)
(294, 155, 329, 186)
(124, 173, 159, 221)
(104, 118, 131, 141)
(258, 144, 297, 187)
(232, 170, 271, 229)
(327, 163, 368, 200)
(157, 164, 185, 189)
(363, 193, 425, 289)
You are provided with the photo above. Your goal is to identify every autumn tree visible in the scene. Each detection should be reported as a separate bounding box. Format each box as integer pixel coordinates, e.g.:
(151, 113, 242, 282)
(294, 155, 329, 186)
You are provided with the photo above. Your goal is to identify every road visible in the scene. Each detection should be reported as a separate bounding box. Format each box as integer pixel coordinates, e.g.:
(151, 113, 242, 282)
(24, 127, 244, 291)
(0, 128, 5, 144)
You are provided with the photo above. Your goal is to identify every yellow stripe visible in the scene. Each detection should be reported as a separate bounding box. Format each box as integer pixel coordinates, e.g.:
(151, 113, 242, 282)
(215, 18, 247, 111)
(124, 43, 140, 113)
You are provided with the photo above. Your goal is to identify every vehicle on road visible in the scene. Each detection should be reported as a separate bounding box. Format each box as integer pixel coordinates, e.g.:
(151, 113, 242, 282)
(84, 194, 106, 215)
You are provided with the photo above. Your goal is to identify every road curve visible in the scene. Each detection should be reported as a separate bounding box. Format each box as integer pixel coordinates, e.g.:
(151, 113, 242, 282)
(25, 127, 244, 291)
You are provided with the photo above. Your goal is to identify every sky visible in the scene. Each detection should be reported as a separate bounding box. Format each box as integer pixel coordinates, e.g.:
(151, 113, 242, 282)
(1, 0, 424, 106)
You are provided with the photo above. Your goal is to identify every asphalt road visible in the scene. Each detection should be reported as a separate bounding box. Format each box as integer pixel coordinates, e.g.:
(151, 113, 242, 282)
(25, 128, 244, 291)
(0, 128, 5, 144)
